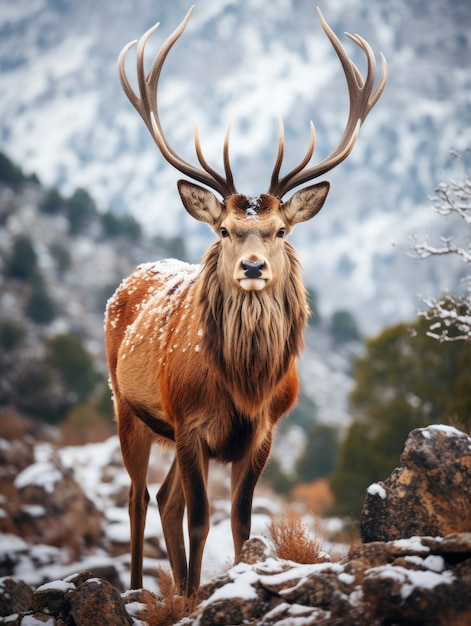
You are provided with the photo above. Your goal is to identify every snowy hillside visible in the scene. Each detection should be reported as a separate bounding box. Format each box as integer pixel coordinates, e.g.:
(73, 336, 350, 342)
(1, 0, 470, 331)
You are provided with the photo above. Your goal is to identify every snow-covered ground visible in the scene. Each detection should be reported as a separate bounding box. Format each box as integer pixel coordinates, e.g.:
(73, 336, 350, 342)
(0, 435, 343, 592)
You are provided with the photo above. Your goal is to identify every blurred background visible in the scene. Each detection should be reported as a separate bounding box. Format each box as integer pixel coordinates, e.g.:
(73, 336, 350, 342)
(0, 0, 470, 590)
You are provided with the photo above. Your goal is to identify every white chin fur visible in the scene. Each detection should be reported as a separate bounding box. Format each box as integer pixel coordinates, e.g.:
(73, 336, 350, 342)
(239, 278, 266, 291)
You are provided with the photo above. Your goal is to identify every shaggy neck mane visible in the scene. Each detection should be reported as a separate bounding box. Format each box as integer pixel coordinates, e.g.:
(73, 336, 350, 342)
(197, 241, 308, 412)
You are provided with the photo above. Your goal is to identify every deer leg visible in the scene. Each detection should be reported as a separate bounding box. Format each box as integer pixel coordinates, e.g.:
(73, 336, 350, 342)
(156, 457, 187, 594)
(230, 436, 272, 558)
(117, 401, 152, 590)
(175, 434, 209, 596)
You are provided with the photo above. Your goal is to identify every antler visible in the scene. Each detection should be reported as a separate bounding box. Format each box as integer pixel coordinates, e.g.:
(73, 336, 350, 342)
(268, 8, 388, 198)
(118, 6, 237, 198)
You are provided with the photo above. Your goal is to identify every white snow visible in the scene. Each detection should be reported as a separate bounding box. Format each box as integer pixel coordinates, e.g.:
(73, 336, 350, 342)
(20, 505, 46, 517)
(36, 580, 75, 593)
(404, 554, 445, 573)
(0, 535, 29, 552)
(420, 424, 470, 440)
(366, 563, 455, 600)
(203, 564, 259, 603)
(367, 483, 387, 499)
(19, 616, 55, 626)
(392, 537, 432, 554)
(14, 462, 62, 494)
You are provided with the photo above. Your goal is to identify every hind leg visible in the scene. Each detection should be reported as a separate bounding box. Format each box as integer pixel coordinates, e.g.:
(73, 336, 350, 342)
(157, 457, 187, 594)
(117, 399, 152, 589)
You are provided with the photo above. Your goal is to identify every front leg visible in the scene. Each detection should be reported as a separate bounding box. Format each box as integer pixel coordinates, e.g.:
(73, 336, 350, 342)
(176, 432, 210, 596)
(230, 435, 272, 558)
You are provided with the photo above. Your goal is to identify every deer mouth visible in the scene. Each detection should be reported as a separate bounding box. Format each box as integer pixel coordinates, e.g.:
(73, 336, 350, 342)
(239, 278, 267, 291)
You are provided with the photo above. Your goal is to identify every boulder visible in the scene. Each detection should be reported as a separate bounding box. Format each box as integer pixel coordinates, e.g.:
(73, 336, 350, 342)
(0, 578, 32, 617)
(360, 425, 471, 542)
(69, 577, 132, 626)
(0, 570, 133, 626)
(1, 456, 103, 559)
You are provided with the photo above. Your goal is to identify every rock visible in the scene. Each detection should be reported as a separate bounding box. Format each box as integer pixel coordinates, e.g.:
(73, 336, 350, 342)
(1, 455, 103, 560)
(69, 577, 133, 626)
(0, 578, 33, 617)
(0, 571, 134, 626)
(360, 425, 471, 542)
(238, 536, 271, 564)
(31, 579, 74, 617)
(196, 595, 265, 626)
(258, 602, 329, 625)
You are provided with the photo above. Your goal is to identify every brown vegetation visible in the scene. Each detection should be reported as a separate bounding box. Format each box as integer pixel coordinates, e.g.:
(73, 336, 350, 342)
(268, 510, 325, 564)
(138, 568, 199, 626)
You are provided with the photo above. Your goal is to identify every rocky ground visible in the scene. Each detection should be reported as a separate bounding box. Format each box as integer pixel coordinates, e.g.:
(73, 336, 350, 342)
(1, 532, 470, 625)
(1, 425, 470, 625)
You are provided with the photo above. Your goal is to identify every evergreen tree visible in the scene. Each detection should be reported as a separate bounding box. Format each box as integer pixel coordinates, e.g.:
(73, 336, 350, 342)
(295, 423, 338, 483)
(66, 188, 97, 234)
(0, 152, 25, 187)
(7, 236, 38, 281)
(329, 310, 361, 344)
(330, 315, 471, 517)
(46, 333, 101, 403)
(26, 274, 56, 324)
(0, 319, 25, 351)
(102, 211, 142, 241)
(40, 188, 65, 215)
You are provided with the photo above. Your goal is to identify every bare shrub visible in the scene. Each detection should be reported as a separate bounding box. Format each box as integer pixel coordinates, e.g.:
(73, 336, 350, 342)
(268, 510, 325, 564)
(139, 568, 199, 626)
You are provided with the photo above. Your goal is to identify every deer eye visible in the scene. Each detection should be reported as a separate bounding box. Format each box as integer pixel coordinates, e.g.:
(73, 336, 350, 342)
(277, 227, 286, 238)
(220, 227, 229, 238)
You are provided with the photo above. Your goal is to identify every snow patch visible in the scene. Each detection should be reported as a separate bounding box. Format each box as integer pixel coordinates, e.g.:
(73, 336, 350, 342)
(36, 580, 75, 593)
(420, 424, 470, 440)
(366, 563, 455, 600)
(203, 565, 260, 603)
(14, 462, 62, 494)
(367, 483, 387, 499)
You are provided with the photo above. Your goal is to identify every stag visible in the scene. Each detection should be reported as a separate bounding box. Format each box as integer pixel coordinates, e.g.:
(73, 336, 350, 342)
(106, 5, 387, 595)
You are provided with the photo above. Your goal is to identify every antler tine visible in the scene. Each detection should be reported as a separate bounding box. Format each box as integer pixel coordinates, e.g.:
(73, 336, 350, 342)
(270, 118, 316, 194)
(193, 122, 233, 192)
(222, 121, 235, 192)
(118, 38, 142, 113)
(269, 8, 387, 198)
(118, 6, 237, 198)
(270, 117, 285, 193)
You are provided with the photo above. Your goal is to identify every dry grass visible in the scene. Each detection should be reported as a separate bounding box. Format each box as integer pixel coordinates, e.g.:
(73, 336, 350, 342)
(268, 509, 326, 564)
(139, 568, 199, 626)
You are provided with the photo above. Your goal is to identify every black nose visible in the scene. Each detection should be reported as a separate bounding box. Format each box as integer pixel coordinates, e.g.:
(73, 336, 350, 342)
(242, 260, 265, 278)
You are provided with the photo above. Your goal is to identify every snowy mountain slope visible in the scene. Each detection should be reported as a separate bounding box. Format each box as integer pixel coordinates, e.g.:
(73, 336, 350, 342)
(1, 0, 470, 331)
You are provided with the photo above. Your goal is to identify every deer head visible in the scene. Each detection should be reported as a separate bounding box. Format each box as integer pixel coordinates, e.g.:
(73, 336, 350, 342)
(118, 5, 387, 292)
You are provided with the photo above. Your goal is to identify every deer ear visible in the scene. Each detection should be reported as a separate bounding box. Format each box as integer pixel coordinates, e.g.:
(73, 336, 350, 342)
(177, 180, 224, 224)
(282, 181, 330, 225)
